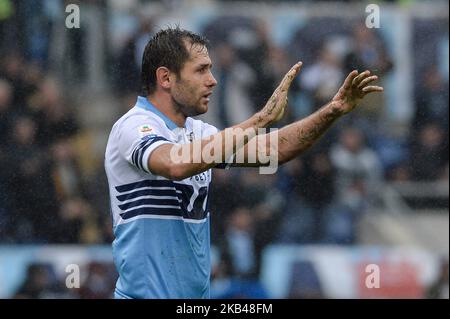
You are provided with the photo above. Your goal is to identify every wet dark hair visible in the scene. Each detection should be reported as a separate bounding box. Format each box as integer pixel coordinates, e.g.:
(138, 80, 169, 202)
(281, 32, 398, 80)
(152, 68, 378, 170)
(141, 26, 209, 95)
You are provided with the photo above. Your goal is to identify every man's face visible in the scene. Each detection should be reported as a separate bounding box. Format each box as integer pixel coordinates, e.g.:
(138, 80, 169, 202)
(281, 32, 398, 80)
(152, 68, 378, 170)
(170, 43, 217, 117)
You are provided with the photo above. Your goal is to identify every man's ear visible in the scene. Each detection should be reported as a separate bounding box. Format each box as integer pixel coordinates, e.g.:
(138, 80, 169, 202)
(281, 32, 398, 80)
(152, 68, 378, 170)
(156, 67, 171, 89)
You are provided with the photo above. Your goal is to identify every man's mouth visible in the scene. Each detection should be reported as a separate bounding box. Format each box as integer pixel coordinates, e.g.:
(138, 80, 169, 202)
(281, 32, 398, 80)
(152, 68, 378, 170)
(202, 92, 212, 101)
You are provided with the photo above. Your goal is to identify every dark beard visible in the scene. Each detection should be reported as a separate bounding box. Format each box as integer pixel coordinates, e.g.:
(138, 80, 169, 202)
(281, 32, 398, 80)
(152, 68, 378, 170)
(171, 95, 203, 117)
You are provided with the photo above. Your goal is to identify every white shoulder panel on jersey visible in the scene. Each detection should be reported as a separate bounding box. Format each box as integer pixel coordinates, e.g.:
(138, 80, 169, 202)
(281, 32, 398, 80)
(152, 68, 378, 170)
(117, 109, 174, 173)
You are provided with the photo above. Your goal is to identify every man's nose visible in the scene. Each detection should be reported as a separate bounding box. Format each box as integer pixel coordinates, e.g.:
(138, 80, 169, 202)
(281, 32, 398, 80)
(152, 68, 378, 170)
(207, 73, 217, 87)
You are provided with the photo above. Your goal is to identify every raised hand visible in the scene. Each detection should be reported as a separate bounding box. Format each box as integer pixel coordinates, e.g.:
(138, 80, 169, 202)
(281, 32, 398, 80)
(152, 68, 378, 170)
(260, 61, 303, 124)
(332, 70, 384, 115)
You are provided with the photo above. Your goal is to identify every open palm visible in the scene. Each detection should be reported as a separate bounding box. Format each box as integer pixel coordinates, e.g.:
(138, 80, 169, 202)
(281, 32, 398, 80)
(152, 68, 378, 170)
(332, 70, 384, 114)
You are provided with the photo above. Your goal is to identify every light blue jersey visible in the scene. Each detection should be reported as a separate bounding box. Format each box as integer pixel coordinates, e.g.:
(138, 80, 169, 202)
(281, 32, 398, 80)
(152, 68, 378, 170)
(105, 96, 219, 299)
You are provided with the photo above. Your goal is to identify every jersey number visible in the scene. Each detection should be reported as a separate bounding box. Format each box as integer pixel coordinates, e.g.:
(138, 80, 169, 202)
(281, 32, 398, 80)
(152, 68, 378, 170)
(174, 184, 209, 220)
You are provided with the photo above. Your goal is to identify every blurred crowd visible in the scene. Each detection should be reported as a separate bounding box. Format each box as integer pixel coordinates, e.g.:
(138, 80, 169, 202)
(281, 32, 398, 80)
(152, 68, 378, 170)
(0, 0, 448, 299)
(0, 55, 113, 244)
(12, 261, 117, 299)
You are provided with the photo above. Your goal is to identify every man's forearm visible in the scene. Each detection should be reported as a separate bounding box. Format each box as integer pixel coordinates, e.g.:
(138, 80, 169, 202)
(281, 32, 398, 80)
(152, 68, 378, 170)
(178, 112, 268, 173)
(277, 101, 343, 164)
(229, 101, 344, 168)
(150, 111, 271, 180)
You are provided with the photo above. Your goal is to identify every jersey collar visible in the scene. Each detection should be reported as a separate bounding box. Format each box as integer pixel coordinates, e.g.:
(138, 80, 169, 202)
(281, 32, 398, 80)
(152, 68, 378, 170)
(136, 96, 181, 130)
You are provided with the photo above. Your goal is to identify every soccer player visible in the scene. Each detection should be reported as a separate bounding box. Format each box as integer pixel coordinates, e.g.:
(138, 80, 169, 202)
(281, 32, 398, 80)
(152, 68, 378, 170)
(104, 27, 383, 299)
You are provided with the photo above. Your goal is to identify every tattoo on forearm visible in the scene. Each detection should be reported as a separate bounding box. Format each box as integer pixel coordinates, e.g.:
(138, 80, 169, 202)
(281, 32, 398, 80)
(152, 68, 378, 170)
(296, 104, 341, 146)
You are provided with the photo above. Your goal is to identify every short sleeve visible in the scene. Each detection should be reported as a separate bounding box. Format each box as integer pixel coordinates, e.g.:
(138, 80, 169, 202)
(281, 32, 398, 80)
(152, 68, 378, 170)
(118, 116, 173, 173)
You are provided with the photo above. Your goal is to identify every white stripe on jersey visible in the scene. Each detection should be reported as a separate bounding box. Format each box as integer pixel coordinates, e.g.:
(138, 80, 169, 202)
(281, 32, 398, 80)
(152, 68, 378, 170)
(118, 186, 178, 196)
(120, 195, 181, 205)
(116, 212, 210, 225)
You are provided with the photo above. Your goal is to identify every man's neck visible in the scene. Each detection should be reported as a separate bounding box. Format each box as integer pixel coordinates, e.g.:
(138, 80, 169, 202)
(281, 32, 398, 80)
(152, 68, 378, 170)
(147, 94, 186, 128)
